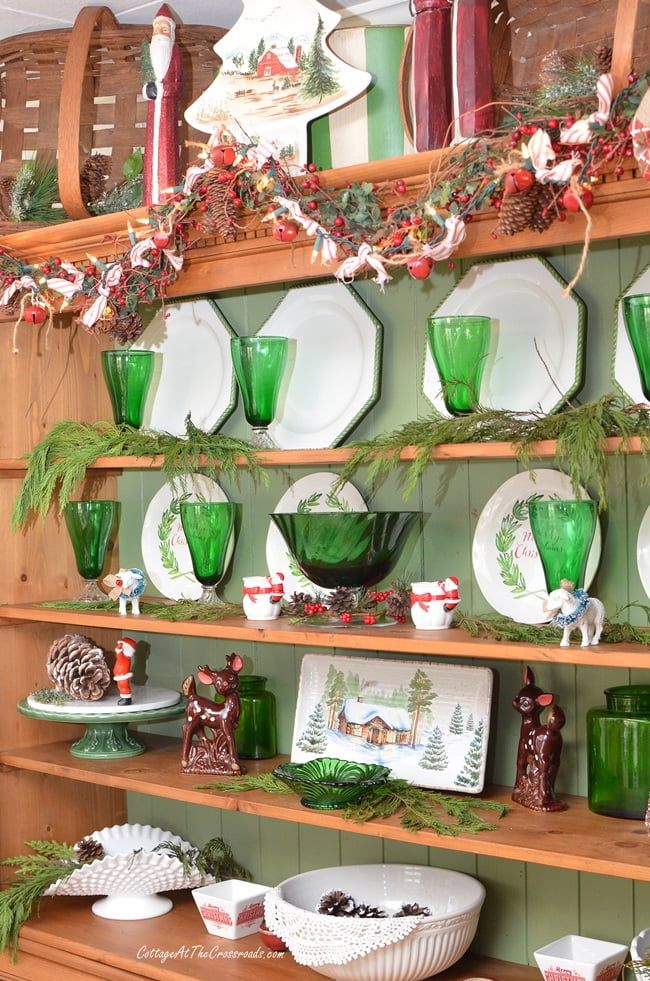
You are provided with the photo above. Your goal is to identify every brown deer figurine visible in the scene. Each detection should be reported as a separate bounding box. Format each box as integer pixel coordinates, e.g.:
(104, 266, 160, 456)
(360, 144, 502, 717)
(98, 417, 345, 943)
(511, 665, 566, 812)
(181, 652, 244, 775)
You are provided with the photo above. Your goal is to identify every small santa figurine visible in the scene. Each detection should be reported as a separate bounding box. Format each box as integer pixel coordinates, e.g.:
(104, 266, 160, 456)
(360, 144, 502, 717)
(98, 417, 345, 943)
(141, 5, 183, 205)
(114, 637, 136, 706)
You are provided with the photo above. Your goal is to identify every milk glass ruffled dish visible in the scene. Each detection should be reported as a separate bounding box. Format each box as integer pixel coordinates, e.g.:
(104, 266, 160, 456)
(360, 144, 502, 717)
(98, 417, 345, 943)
(44, 823, 209, 920)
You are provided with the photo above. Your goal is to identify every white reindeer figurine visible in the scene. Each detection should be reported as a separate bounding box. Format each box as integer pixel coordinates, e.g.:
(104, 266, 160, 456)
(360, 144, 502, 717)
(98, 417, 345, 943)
(544, 581, 605, 648)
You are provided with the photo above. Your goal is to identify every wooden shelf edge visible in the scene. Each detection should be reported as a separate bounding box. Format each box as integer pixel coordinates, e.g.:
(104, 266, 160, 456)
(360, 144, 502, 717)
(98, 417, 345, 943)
(0, 436, 645, 474)
(7, 895, 540, 981)
(1, 737, 647, 883)
(1, 603, 649, 668)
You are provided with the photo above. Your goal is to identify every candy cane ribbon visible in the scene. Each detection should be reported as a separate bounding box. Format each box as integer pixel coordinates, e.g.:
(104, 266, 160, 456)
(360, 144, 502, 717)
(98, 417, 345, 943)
(631, 89, 650, 181)
(246, 137, 278, 169)
(335, 242, 391, 288)
(45, 261, 86, 300)
(130, 236, 184, 272)
(0, 274, 37, 306)
(80, 264, 124, 327)
(560, 73, 613, 144)
(420, 215, 467, 260)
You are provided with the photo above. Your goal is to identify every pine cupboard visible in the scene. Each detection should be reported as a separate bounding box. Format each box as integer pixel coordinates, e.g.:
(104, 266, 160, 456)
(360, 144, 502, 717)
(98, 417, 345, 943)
(0, 107, 650, 981)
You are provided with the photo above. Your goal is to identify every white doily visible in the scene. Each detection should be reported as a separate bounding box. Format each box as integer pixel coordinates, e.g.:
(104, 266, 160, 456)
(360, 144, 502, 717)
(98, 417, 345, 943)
(264, 889, 420, 966)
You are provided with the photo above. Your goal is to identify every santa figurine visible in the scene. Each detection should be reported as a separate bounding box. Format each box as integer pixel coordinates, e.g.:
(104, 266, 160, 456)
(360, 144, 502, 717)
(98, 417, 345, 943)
(114, 637, 136, 706)
(141, 5, 183, 206)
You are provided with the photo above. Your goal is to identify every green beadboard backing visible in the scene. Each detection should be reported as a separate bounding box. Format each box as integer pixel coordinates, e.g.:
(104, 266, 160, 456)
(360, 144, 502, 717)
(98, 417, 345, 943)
(123, 237, 650, 967)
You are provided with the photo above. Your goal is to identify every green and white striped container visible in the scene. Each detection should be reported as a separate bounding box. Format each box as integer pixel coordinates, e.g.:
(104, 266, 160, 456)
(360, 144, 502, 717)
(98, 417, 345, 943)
(310, 26, 415, 169)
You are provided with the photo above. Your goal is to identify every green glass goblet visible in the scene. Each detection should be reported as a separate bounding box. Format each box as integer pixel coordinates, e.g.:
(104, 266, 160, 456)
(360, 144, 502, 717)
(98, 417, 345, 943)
(230, 336, 288, 448)
(427, 315, 491, 415)
(528, 499, 598, 594)
(64, 500, 116, 603)
(101, 350, 155, 428)
(622, 293, 650, 401)
(179, 501, 236, 605)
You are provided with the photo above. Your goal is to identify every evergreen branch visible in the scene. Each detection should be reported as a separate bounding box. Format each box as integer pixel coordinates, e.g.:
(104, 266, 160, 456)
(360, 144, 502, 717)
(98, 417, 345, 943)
(153, 835, 251, 882)
(0, 841, 80, 958)
(337, 395, 650, 508)
(11, 419, 267, 529)
(201, 775, 507, 836)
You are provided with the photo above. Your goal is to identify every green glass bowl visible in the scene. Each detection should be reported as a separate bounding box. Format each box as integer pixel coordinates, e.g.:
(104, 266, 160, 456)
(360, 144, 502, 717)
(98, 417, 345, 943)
(269, 510, 421, 589)
(272, 758, 391, 809)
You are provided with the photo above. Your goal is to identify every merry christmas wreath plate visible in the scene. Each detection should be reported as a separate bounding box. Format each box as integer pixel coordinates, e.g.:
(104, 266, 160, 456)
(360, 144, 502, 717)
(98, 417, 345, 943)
(291, 653, 493, 793)
(141, 474, 234, 601)
(612, 262, 650, 405)
(266, 471, 367, 598)
(471, 469, 601, 624)
(422, 255, 586, 419)
(257, 282, 383, 449)
(131, 297, 237, 437)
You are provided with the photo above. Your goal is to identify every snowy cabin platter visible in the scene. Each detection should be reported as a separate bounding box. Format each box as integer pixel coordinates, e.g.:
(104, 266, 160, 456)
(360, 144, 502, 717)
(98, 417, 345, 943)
(291, 654, 493, 793)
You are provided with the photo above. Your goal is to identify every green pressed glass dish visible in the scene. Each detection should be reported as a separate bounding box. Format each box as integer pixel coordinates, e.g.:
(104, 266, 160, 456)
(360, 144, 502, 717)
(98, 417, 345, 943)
(269, 510, 420, 589)
(272, 758, 391, 809)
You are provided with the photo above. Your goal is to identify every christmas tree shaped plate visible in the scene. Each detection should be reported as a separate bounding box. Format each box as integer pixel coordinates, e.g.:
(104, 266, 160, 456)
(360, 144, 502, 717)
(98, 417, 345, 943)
(291, 653, 493, 793)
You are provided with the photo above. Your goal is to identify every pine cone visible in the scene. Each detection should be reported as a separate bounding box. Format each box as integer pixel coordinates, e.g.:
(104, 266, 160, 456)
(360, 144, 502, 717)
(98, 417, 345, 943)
(318, 890, 356, 916)
(496, 188, 536, 236)
(203, 168, 237, 240)
(386, 587, 410, 621)
(80, 154, 112, 206)
(46, 633, 111, 701)
(594, 43, 612, 76)
(528, 182, 557, 233)
(108, 311, 144, 345)
(326, 586, 356, 615)
(352, 903, 387, 918)
(394, 903, 431, 917)
(74, 836, 105, 863)
(285, 591, 314, 616)
(0, 175, 13, 220)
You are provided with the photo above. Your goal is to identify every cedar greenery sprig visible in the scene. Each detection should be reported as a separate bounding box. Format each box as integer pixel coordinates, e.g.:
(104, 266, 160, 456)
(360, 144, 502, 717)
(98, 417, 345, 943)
(337, 395, 650, 507)
(456, 605, 650, 644)
(0, 840, 81, 958)
(11, 417, 267, 529)
(202, 774, 507, 836)
(153, 835, 251, 883)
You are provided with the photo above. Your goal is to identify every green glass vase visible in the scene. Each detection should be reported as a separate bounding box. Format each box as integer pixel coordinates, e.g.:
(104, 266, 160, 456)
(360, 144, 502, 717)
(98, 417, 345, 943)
(64, 500, 116, 603)
(623, 293, 650, 400)
(587, 685, 650, 819)
(427, 315, 491, 415)
(101, 349, 155, 428)
(230, 335, 288, 448)
(179, 501, 236, 605)
(528, 499, 597, 593)
(235, 675, 277, 760)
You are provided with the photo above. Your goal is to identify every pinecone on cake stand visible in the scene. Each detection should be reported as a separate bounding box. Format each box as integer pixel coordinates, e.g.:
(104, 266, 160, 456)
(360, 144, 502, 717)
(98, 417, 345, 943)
(46, 633, 111, 702)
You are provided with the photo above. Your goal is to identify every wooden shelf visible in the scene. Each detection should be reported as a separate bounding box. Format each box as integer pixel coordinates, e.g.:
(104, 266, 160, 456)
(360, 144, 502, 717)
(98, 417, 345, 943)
(0, 150, 647, 297)
(1, 736, 647, 883)
(0, 893, 538, 981)
(2, 603, 649, 668)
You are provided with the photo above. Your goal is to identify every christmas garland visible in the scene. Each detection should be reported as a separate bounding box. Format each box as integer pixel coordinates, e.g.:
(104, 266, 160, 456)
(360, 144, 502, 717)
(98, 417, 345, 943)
(0, 66, 647, 344)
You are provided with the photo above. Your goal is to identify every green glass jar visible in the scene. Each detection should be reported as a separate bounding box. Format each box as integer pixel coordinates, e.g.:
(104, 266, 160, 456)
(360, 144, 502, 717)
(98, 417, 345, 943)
(587, 685, 650, 819)
(236, 675, 277, 760)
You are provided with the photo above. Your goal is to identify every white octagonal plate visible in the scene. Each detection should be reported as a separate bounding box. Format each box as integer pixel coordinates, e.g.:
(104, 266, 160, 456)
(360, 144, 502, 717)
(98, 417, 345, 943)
(256, 282, 383, 448)
(131, 297, 237, 437)
(612, 262, 650, 404)
(423, 255, 586, 419)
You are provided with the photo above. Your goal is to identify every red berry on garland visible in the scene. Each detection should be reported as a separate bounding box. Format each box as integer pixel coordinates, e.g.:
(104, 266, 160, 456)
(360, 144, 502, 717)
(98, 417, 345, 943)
(339, 612, 352, 623)
(363, 613, 376, 625)
(152, 230, 171, 249)
(23, 304, 47, 325)
(560, 186, 594, 212)
(503, 168, 534, 194)
(407, 255, 434, 280)
(272, 220, 299, 243)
